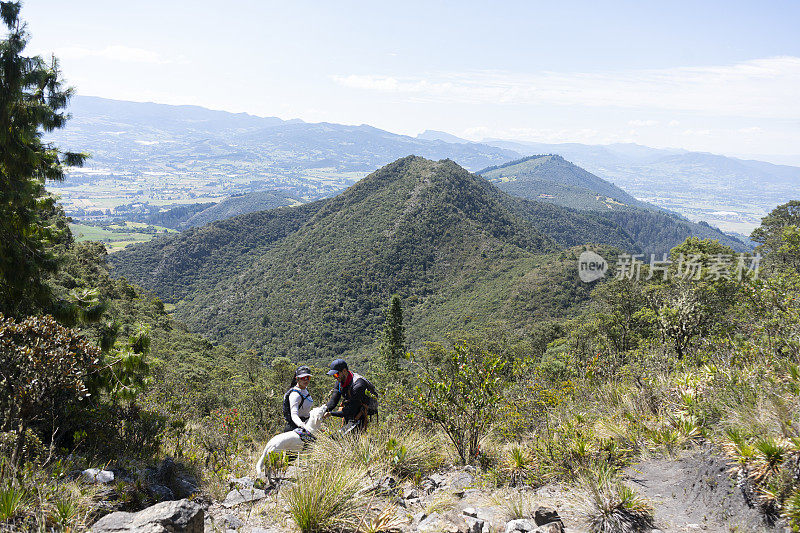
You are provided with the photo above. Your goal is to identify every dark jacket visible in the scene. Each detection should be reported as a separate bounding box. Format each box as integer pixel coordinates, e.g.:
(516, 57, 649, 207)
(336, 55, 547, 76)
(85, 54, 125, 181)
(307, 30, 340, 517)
(326, 372, 375, 422)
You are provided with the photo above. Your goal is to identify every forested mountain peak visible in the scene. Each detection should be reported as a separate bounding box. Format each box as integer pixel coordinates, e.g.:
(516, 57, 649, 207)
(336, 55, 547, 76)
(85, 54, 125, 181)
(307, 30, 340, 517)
(479, 154, 640, 206)
(111, 156, 639, 359)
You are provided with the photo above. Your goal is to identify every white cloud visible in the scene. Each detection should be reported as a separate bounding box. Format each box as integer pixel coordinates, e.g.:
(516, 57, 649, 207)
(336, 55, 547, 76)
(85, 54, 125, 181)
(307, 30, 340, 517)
(332, 56, 800, 119)
(55, 45, 179, 65)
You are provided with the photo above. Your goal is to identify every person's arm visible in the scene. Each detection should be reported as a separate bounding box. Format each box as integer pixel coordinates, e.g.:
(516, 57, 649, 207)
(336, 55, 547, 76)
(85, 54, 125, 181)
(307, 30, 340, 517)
(289, 390, 305, 428)
(337, 379, 367, 420)
(326, 389, 342, 416)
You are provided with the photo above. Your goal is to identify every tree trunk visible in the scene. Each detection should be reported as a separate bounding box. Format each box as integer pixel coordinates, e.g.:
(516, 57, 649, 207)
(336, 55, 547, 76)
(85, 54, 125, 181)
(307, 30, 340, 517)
(10, 418, 26, 467)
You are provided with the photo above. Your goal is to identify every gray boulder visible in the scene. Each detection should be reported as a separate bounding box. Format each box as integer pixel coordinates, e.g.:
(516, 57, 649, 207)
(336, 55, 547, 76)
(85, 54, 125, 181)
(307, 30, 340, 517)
(464, 515, 485, 533)
(449, 471, 474, 492)
(82, 468, 115, 484)
(417, 512, 470, 533)
(505, 518, 537, 533)
(222, 487, 266, 508)
(90, 498, 203, 532)
(148, 484, 174, 502)
(229, 476, 254, 490)
(172, 477, 200, 499)
(218, 513, 244, 529)
(534, 523, 564, 533)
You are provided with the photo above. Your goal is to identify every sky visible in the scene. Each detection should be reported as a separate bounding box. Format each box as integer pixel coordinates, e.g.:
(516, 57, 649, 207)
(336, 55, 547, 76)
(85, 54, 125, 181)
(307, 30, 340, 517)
(22, 1, 800, 164)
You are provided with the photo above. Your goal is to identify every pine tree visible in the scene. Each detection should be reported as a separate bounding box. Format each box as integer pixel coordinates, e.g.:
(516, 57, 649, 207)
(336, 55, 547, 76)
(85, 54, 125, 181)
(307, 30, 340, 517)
(0, 1, 87, 316)
(378, 294, 405, 373)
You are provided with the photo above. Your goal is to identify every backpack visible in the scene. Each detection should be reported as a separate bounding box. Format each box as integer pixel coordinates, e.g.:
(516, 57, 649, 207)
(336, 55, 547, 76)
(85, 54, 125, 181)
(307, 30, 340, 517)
(282, 388, 309, 427)
(359, 376, 379, 416)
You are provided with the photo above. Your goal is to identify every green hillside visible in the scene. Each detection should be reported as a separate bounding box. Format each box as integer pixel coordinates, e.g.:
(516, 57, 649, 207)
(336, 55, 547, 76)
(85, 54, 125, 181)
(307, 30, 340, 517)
(184, 189, 301, 228)
(111, 156, 638, 362)
(481, 154, 747, 254)
(481, 154, 643, 208)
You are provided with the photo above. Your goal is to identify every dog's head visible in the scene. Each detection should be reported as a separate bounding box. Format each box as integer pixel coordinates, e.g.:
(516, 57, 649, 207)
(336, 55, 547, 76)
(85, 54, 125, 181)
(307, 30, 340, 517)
(306, 405, 328, 433)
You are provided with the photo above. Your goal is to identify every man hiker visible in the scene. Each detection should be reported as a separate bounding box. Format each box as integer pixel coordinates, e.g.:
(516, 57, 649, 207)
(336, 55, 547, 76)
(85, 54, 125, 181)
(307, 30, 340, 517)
(324, 358, 378, 433)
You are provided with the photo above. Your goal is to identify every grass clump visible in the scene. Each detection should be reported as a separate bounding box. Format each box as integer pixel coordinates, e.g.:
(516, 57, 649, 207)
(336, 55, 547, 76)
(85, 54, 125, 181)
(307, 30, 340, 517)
(283, 458, 368, 533)
(425, 493, 457, 516)
(503, 445, 533, 487)
(491, 491, 533, 520)
(357, 504, 408, 533)
(0, 483, 25, 522)
(580, 466, 654, 533)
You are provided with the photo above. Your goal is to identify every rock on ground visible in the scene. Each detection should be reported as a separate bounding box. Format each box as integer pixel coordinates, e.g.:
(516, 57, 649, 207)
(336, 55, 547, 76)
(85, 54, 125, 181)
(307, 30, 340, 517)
(222, 487, 266, 508)
(90, 498, 203, 532)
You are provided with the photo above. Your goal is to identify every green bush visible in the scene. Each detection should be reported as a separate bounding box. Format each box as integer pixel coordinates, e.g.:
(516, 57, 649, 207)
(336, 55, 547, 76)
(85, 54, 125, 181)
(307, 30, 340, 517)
(0, 314, 100, 465)
(410, 340, 509, 464)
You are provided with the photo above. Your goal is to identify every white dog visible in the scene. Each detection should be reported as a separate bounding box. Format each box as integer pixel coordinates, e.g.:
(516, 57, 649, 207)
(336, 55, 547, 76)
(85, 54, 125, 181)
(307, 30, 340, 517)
(256, 405, 327, 477)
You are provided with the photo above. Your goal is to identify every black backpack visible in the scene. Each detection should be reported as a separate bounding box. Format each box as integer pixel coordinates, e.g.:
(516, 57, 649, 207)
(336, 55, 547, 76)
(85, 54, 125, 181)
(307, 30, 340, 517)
(360, 378, 379, 416)
(282, 388, 310, 427)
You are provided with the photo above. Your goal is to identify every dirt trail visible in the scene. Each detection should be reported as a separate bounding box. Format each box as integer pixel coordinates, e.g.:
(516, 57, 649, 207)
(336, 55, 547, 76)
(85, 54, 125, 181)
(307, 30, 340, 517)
(624, 447, 780, 533)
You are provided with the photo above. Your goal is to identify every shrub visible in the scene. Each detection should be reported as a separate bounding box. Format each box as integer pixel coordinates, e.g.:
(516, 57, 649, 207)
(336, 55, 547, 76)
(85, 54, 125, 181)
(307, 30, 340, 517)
(410, 340, 509, 464)
(382, 427, 442, 478)
(503, 445, 533, 487)
(0, 314, 100, 464)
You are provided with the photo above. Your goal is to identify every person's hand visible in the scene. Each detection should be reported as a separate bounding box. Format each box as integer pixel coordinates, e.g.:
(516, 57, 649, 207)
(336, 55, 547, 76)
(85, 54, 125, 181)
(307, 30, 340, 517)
(323, 412, 331, 418)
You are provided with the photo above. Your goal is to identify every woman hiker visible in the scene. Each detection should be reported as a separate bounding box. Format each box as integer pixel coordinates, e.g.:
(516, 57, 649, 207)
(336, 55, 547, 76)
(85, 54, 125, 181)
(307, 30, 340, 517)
(282, 365, 314, 434)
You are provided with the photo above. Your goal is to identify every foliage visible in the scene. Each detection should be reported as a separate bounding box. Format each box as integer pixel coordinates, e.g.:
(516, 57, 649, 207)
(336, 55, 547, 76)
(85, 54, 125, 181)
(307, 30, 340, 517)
(378, 294, 405, 374)
(111, 156, 647, 363)
(0, 314, 100, 464)
(751, 200, 800, 271)
(410, 340, 509, 464)
(581, 471, 654, 533)
(0, 1, 87, 317)
(0, 482, 24, 521)
(284, 453, 368, 533)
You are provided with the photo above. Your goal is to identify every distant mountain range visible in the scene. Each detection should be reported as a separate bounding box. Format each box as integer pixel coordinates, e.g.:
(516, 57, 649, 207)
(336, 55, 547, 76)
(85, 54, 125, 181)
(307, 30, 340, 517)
(414, 130, 799, 235)
(478, 155, 746, 254)
(481, 139, 799, 235)
(47, 96, 799, 236)
(111, 156, 648, 361)
(47, 96, 519, 209)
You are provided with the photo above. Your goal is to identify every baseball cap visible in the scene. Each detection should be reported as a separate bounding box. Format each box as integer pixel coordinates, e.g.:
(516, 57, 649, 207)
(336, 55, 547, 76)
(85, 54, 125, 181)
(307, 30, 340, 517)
(327, 358, 348, 376)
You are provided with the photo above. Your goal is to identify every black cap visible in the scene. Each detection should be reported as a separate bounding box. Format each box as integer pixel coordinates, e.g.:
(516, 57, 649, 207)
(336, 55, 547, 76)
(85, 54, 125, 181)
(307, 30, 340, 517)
(327, 358, 348, 376)
(295, 366, 311, 378)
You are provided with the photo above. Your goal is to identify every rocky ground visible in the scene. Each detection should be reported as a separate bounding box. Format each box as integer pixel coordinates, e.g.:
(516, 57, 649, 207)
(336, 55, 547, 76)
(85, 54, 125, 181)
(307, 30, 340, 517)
(87, 447, 786, 533)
